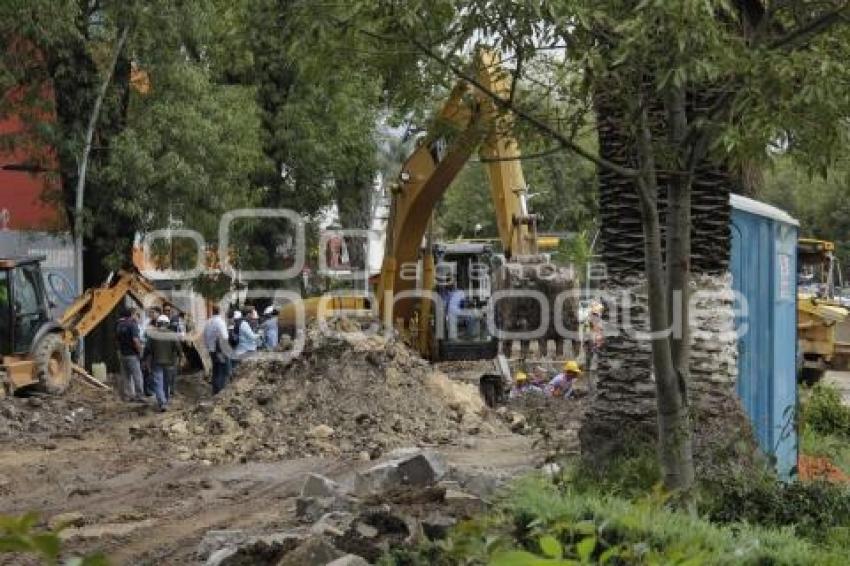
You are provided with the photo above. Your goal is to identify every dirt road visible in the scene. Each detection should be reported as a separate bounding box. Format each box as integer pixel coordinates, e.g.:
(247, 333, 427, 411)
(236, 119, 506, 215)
(0, 371, 564, 565)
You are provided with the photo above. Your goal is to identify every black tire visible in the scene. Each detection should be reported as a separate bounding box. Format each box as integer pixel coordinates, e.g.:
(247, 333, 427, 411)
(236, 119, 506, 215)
(32, 333, 72, 394)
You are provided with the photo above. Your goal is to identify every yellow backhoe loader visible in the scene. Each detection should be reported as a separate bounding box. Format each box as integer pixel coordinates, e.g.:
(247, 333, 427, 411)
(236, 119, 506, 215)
(0, 256, 206, 396)
(280, 49, 578, 361)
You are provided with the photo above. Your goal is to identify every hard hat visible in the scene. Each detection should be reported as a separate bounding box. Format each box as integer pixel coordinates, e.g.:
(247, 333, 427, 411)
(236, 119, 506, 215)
(233, 310, 242, 320)
(562, 360, 582, 374)
(156, 314, 170, 325)
(515, 371, 528, 382)
(591, 302, 604, 314)
(263, 305, 276, 316)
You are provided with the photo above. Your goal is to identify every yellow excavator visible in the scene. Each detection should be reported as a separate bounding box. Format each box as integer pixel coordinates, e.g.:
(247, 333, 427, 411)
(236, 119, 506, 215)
(0, 257, 205, 396)
(797, 238, 850, 382)
(280, 49, 577, 361)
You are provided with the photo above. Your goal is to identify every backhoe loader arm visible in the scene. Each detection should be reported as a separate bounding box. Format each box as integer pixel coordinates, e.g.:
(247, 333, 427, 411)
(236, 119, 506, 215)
(57, 270, 182, 345)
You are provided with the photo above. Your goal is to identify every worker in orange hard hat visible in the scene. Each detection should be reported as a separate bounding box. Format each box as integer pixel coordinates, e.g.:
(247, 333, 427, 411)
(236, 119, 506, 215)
(546, 360, 581, 398)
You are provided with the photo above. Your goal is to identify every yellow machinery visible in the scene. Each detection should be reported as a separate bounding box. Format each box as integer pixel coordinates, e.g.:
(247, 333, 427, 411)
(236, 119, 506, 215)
(0, 257, 205, 395)
(797, 238, 850, 381)
(280, 49, 577, 360)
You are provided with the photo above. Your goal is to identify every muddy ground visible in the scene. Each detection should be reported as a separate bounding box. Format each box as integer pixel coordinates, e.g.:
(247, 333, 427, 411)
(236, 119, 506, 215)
(0, 355, 585, 564)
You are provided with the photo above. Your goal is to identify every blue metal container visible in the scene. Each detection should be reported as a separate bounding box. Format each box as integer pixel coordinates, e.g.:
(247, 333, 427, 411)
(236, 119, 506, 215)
(730, 194, 799, 479)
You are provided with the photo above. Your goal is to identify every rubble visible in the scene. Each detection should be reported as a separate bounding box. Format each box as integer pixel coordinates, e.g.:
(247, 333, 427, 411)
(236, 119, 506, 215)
(160, 322, 503, 463)
(353, 449, 446, 496)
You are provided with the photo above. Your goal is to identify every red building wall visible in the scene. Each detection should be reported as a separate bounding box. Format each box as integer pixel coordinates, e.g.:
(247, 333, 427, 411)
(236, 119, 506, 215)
(0, 110, 66, 232)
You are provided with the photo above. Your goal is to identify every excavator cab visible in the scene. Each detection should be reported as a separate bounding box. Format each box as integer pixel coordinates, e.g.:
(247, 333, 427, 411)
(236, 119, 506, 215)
(0, 256, 72, 395)
(0, 257, 51, 358)
(431, 242, 499, 361)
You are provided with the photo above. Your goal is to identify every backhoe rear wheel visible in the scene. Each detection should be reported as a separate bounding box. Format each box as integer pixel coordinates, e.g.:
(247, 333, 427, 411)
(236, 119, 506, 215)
(33, 333, 72, 394)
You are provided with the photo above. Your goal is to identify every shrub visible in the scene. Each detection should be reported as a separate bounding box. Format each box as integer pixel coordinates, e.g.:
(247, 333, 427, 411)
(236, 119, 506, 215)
(383, 478, 849, 565)
(801, 384, 850, 438)
(702, 474, 850, 543)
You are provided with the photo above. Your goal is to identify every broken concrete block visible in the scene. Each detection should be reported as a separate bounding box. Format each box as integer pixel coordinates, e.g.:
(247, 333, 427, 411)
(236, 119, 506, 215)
(205, 547, 237, 566)
(326, 555, 370, 566)
(301, 473, 341, 498)
(353, 462, 401, 496)
(197, 530, 248, 561)
(296, 495, 354, 522)
(444, 489, 487, 516)
(355, 522, 379, 539)
(277, 536, 342, 566)
(397, 452, 446, 486)
(310, 512, 354, 537)
(354, 449, 447, 496)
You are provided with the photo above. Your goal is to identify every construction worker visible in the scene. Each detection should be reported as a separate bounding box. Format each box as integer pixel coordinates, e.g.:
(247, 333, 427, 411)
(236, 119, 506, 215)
(547, 360, 581, 399)
(509, 371, 543, 399)
(203, 305, 231, 395)
(260, 305, 279, 350)
(145, 315, 183, 411)
(234, 307, 259, 362)
(116, 307, 145, 402)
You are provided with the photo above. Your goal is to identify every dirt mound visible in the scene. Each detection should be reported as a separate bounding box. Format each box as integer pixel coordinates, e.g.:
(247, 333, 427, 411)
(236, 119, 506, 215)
(161, 322, 501, 463)
(0, 387, 101, 443)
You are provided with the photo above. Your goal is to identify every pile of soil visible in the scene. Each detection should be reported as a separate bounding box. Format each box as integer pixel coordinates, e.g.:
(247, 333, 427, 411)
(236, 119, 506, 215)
(159, 320, 502, 463)
(0, 388, 102, 443)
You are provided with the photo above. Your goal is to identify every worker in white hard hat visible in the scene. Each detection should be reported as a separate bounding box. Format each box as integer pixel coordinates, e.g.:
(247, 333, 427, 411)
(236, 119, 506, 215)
(145, 314, 183, 411)
(260, 305, 279, 350)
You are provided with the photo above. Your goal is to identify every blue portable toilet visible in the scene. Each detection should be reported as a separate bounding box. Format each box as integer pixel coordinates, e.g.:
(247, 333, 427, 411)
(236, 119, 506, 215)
(729, 194, 798, 479)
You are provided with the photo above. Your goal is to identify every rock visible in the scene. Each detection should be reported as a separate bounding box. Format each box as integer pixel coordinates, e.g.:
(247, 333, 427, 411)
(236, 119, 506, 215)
(353, 462, 401, 497)
(326, 555, 370, 566)
(444, 489, 487, 516)
(277, 536, 342, 566)
(310, 512, 354, 537)
(169, 420, 190, 437)
(28, 397, 43, 408)
(301, 473, 342, 498)
(48, 511, 85, 529)
(205, 547, 237, 566)
(422, 514, 456, 540)
(509, 413, 527, 432)
(307, 424, 335, 439)
(296, 496, 354, 522)
(197, 529, 248, 560)
(206, 532, 304, 566)
(355, 522, 379, 539)
(397, 452, 446, 486)
(354, 450, 446, 496)
(357, 451, 371, 462)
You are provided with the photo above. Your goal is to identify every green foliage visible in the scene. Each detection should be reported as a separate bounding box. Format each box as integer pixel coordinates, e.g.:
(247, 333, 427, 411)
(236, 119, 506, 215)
(384, 477, 849, 565)
(562, 448, 661, 501)
(0, 513, 107, 565)
(801, 384, 850, 439)
(760, 156, 850, 274)
(702, 473, 850, 544)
